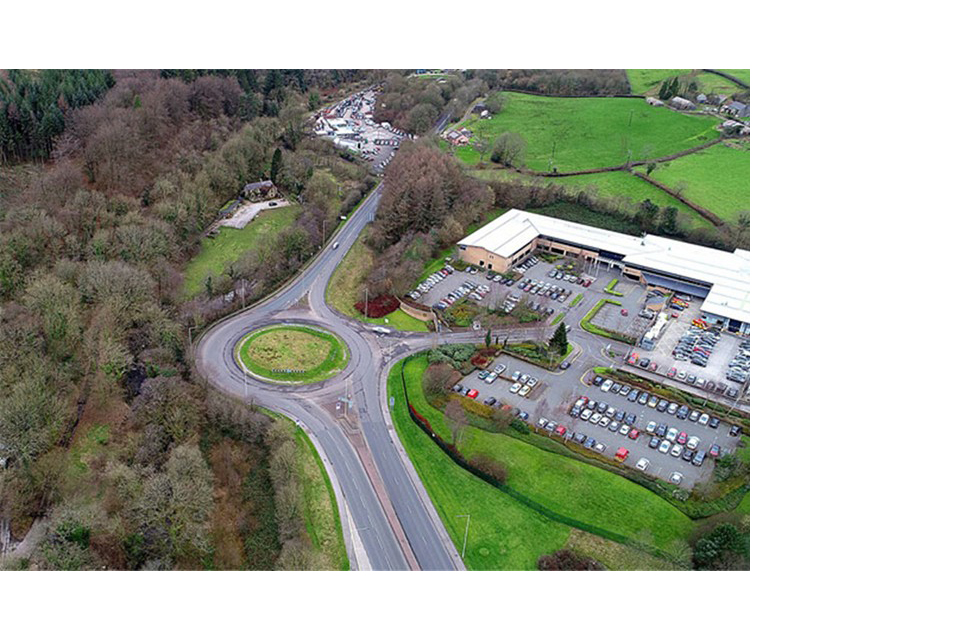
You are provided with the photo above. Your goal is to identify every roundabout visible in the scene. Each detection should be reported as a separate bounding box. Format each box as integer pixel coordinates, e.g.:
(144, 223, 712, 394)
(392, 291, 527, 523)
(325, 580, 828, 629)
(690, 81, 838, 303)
(236, 324, 349, 384)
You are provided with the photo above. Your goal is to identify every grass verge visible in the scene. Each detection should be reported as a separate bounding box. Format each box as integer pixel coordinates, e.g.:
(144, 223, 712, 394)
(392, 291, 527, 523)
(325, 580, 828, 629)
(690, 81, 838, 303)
(326, 227, 430, 332)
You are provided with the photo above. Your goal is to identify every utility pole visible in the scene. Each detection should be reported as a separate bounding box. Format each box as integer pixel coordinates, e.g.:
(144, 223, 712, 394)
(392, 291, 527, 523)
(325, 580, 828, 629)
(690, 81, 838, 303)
(365, 288, 369, 318)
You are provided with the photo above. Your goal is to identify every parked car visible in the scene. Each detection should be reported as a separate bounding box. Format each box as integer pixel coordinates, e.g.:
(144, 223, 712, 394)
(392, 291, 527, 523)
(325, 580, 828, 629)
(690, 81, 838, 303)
(698, 413, 710, 426)
(638, 392, 649, 405)
(658, 440, 671, 454)
(645, 421, 657, 435)
(692, 451, 705, 466)
(600, 379, 614, 393)
(452, 384, 463, 393)
(628, 389, 639, 402)
(730, 425, 742, 437)
(686, 436, 700, 450)
(655, 423, 667, 438)
(708, 416, 720, 429)
(466, 389, 479, 399)
(681, 448, 694, 462)
(677, 431, 688, 445)
(670, 444, 683, 457)
(584, 437, 596, 449)
(647, 395, 659, 408)
(619, 424, 630, 436)
(560, 361, 571, 370)
(689, 410, 701, 422)
(628, 429, 640, 440)
(484, 397, 497, 406)
(610, 383, 622, 394)
(635, 457, 650, 472)
(669, 472, 683, 485)
(649, 437, 661, 449)
(594, 442, 606, 453)
(579, 410, 592, 421)
(709, 444, 721, 457)
(666, 427, 679, 442)
(509, 382, 521, 394)
(656, 399, 669, 412)
(676, 405, 690, 420)
(494, 363, 507, 374)
(625, 413, 636, 426)
(667, 402, 678, 414)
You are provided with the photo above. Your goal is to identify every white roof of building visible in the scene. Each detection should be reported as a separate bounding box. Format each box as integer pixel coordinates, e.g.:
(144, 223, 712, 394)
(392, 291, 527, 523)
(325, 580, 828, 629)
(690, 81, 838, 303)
(459, 209, 750, 324)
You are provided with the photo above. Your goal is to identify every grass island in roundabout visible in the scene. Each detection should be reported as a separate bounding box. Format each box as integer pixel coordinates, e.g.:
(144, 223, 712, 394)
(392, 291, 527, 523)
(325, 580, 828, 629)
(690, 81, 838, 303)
(236, 324, 349, 384)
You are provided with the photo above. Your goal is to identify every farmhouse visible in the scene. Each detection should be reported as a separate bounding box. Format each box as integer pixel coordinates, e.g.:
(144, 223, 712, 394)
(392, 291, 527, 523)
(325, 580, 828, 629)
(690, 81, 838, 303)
(670, 96, 695, 110)
(722, 101, 750, 118)
(457, 209, 751, 334)
(242, 180, 278, 201)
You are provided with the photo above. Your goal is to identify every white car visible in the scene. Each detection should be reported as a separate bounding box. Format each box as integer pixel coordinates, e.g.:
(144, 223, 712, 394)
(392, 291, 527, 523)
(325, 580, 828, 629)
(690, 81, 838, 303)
(518, 385, 531, 397)
(669, 472, 684, 485)
(686, 436, 700, 450)
(511, 371, 521, 381)
(537, 418, 548, 428)
(635, 457, 650, 472)
(698, 413, 710, 425)
(647, 395, 659, 408)
(485, 372, 498, 384)
(666, 427, 679, 442)
(509, 382, 522, 394)
(646, 421, 658, 435)
(519, 374, 529, 384)
(619, 424, 631, 436)
(658, 440, 671, 454)
(670, 444, 683, 457)
(580, 410, 592, 421)
(527, 377, 538, 388)
(589, 413, 602, 424)
(599, 416, 610, 428)
(600, 379, 614, 393)
(594, 443, 606, 453)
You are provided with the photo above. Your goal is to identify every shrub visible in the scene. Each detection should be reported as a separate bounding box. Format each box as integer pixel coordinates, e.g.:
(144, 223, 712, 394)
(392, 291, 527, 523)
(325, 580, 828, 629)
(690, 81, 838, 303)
(354, 294, 400, 318)
(537, 549, 603, 571)
(469, 453, 508, 484)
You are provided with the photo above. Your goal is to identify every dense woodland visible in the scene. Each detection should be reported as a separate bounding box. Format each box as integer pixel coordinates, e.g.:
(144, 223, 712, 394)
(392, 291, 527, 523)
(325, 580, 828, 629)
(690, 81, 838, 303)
(373, 72, 489, 134)
(0, 69, 368, 569)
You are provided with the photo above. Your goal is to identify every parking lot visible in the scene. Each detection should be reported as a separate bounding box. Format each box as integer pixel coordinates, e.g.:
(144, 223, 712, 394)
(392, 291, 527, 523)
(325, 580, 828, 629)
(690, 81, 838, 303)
(452, 350, 743, 489)
(314, 88, 410, 173)
(409, 256, 596, 324)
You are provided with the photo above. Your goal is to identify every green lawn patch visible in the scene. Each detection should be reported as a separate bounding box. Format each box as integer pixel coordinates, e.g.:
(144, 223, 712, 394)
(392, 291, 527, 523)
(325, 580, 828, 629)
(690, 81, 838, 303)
(182, 204, 302, 299)
(551, 312, 566, 326)
(455, 92, 721, 173)
(652, 142, 750, 224)
(237, 325, 348, 383)
(326, 227, 430, 332)
(569, 293, 583, 307)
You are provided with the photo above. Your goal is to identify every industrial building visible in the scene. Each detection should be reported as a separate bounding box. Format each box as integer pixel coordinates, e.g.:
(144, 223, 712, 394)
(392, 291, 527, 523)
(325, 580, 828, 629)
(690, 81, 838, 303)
(457, 209, 750, 334)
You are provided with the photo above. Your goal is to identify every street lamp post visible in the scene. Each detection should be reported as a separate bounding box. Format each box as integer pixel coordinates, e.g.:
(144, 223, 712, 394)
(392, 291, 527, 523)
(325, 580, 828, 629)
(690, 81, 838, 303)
(455, 514, 471, 559)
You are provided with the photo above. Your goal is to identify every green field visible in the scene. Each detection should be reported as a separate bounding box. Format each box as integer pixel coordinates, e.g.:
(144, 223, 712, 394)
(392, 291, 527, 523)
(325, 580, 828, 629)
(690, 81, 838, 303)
(326, 227, 431, 332)
(237, 325, 348, 383)
(652, 142, 750, 224)
(626, 69, 689, 95)
(454, 92, 721, 173)
(467, 169, 713, 234)
(182, 205, 302, 298)
(626, 69, 749, 97)
(390, 355, 698, 569)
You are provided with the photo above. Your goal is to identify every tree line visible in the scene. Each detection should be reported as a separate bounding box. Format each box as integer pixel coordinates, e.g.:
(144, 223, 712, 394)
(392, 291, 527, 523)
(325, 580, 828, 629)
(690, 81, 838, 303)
(465, 69, 631, 96)
(0, 69, 114, 164)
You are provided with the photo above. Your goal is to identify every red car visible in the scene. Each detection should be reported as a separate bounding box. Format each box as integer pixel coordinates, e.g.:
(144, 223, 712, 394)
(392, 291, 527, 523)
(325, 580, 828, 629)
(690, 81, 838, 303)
(667, 367, 677, 378)
(628, 429, 640, 440)
(709, 444, 721, 457)
(555, 426, 567, 437)
(648, 362, 658, 372)
(620, 308, 628, 316)
(677, 431, 688, 445)
(466, 389, 479, 399)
